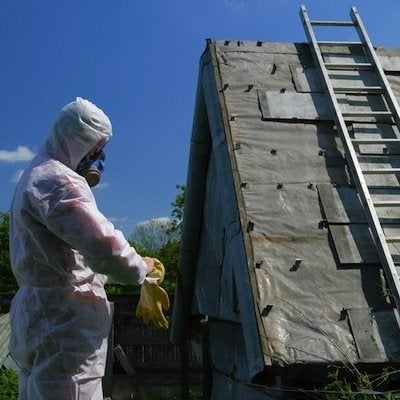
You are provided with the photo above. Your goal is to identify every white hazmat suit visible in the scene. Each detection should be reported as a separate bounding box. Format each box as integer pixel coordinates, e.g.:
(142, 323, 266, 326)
(9, 98, 148, 400)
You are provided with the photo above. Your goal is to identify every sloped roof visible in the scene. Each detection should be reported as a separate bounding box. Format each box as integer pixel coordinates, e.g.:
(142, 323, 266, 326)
(0, 313, 17, 370)
(171, 40, 400, 374)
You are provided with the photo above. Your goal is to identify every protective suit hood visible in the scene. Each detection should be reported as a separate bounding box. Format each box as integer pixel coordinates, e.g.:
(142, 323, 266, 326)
(45, 97, 112, 171)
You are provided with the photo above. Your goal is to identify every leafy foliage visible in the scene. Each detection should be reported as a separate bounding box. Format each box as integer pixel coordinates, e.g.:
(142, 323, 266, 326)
(0, 368, 18, 400)
(168, 184, 185, 236)
(156, 239, 180, 294)
(0, 212, 17, 294)
(106, 238, 180, 296)
(106, 185, 184, 295)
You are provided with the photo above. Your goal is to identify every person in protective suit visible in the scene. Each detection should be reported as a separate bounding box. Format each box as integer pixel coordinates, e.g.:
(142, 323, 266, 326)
(9, 97, 154, 400)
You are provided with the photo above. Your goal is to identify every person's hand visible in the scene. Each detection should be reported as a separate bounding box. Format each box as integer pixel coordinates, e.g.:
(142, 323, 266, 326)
(143, 257, 154, 274)
(136, 258, 170, 329)
(136, 281, 170, 329)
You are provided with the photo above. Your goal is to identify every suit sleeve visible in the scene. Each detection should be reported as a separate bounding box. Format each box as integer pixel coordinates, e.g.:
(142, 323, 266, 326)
(40, 175, 148, 284)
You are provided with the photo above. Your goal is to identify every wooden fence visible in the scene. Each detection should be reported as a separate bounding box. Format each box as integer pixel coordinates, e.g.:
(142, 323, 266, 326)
(104, 294, 205, 399)
(0, 293, 208, 399)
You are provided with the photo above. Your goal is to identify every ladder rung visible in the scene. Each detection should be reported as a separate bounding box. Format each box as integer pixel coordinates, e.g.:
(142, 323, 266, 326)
(374, 200, 400, 207)
(369, 185, 400, 190)
(301, 5, 400, 316)
(325, 62, 373, 70)
(301, 4, 400, 317)
(333, 86, 383, 94)
(342, 111, 392, 117)
(310, 20, 355, 27)
(363, 168, 400, 175)
(385, 236, 400, 243)
(352, 138, 400, 144)
(318, 41, 362, 46)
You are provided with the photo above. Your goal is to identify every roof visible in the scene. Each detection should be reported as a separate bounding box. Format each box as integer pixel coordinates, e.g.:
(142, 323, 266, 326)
(0, 313, 17, 370)
(171, 39, 400, 375)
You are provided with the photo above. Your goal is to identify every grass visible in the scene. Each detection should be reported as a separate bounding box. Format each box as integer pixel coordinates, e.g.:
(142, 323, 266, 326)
(322, 367, 400, 400)
(0, 368, 203, 400)
(149, 388, 203, 400)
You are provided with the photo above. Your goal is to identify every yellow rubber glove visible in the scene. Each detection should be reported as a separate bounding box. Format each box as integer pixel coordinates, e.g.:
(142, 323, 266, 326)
(136, 258, 170, 329)
(150, 258, 165, 285)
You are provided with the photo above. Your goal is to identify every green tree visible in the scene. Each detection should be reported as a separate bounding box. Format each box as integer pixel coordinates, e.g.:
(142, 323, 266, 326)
(157, 239, 180, 294)
(130, 217, 173, 254)
(0, 212, 17, 294)
(106, 185, 184, 295)
(168, 184, 185, 236)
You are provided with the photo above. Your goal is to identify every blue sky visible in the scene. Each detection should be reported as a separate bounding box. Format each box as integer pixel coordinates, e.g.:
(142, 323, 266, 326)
(1, 1, 399, 236)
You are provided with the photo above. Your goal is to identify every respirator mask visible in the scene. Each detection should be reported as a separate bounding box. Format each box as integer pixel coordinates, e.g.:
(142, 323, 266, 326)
(77, 144, 107, 188)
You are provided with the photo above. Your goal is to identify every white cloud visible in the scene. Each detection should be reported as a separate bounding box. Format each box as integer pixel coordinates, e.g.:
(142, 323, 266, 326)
(0, 146, 35, 163)
(136, 216, 171, 227)
(225, 0, 245, 10)
(11, 169, 24, 183)
(109, 216, 129, 224)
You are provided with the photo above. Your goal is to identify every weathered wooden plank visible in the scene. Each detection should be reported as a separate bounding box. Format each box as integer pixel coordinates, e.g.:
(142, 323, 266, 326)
(114, 333, 172, 346)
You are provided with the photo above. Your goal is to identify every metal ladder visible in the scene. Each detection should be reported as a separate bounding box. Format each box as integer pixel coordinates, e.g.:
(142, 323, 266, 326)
(300, 5, 400, 311)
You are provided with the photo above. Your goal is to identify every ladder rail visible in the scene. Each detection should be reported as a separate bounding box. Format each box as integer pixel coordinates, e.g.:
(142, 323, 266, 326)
(350, 7, 400, 128)
(300, 5, 400, 311)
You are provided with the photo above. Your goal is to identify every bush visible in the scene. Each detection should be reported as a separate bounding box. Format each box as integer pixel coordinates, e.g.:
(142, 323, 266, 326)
(0, 212, 18, 294)
(0, 368, 18, 400)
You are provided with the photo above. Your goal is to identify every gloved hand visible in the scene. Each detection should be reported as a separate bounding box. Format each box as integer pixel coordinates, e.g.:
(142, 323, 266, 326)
(148, 258, 165, 285)
(136, 258, 170, 329)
